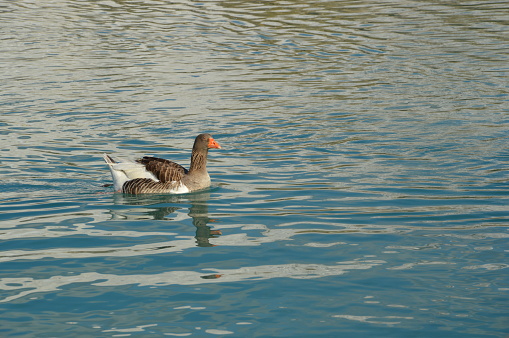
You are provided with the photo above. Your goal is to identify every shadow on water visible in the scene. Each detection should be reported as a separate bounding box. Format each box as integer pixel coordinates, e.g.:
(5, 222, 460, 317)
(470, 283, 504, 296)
(111, 190, 222, 247)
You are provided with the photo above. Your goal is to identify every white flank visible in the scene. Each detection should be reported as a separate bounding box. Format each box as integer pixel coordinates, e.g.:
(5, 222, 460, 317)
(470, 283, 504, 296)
(103, 154, 159, 192)
(170, 182, 190, 194)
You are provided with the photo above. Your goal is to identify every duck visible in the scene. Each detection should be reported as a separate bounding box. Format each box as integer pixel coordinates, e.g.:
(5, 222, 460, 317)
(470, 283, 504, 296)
(103, 133, 221, 194)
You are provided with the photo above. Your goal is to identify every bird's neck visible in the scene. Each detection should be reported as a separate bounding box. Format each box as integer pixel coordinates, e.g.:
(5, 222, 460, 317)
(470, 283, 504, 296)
(189, 149, 208, 173)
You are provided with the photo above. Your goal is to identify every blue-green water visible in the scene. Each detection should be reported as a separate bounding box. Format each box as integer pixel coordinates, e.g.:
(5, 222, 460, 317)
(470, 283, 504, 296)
(1, 1, 508, 337)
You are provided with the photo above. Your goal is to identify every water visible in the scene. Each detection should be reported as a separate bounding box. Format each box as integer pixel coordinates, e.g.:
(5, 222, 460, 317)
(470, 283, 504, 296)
(1, 0, 508, 336)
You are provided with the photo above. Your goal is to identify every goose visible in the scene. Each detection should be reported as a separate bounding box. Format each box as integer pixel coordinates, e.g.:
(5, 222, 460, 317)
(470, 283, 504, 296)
(103, 133, 221, 194)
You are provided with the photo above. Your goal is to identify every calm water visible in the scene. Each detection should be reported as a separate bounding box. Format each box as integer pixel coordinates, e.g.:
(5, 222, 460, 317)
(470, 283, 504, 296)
(1, 0, 508, 337)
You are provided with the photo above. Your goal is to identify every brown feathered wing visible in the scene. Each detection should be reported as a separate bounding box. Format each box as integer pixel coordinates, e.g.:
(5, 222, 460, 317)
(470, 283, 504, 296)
(136, 156, 188, 183)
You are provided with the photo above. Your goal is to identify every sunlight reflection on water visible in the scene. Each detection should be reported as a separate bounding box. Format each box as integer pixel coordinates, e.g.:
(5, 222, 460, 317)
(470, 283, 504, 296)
(1, 0, 508, 336)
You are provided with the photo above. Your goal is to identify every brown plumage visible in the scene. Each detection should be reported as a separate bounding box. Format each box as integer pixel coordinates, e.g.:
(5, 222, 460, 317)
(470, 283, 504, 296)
(136, 157, 188, 183)
(122, 178, 183, 195)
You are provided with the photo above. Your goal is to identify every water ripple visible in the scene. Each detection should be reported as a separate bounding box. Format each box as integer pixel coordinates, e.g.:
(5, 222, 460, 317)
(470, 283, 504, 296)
(1, 0, 508, 336)
(0, 260, 384, 303)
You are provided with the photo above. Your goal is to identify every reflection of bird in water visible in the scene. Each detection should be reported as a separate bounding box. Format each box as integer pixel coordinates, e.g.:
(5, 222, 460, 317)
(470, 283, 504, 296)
(103, 134, 221, 194)
(111, 191, 221, 247)
(188, 198, 221, 247)
(111, 193, 182, 220)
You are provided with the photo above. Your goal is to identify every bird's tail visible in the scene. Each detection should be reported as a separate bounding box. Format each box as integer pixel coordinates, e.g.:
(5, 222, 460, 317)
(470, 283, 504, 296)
(103, 154, 116, 165)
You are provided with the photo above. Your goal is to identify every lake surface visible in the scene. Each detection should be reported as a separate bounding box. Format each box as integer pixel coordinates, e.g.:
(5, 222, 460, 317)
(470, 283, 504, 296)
(1, 0, 508, 337)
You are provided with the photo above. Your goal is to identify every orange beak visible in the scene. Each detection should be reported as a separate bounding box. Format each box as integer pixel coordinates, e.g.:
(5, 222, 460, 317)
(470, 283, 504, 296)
(208, 137, 221, 149)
